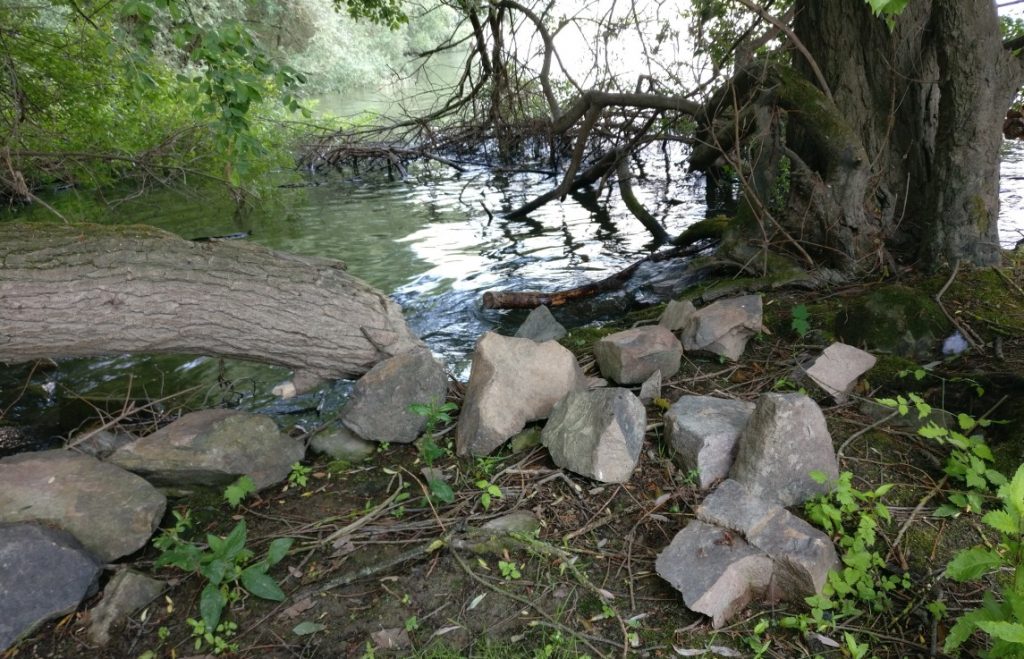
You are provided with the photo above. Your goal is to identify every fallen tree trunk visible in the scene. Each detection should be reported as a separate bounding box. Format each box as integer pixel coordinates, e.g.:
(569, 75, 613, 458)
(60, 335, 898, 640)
(0, 223, 422, 381)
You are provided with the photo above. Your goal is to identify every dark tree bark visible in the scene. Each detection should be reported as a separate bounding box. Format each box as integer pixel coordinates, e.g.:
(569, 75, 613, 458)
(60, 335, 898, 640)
(0, 223, 422, 380)
(791, 0, 1024, 269)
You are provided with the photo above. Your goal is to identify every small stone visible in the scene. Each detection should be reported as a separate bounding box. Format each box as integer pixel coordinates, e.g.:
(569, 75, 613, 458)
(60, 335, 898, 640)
(341, 347, 448, 444)
(665, 397, 755, 490)
(68, 429, 136, 459)
(457, 333, 584, 457)
(659, 298, 697, 331)
(371, 628, 412, 651)
(593, 326, 682, 384)
(1, 523, 103, 651)
(541, 388, 646, 483)
(310, 427, 376, 462)
(509, 427, 542, 453)
(729, 394, 838, 507)
(638, 370, 662, 404)
(800, 342, 877, 403)
(481, 511, 541, 534)
(87, 569, 165, 646)
(655, 520, 773, 628)
(682, 295, 763, 361)
(514, 306, 567, 342)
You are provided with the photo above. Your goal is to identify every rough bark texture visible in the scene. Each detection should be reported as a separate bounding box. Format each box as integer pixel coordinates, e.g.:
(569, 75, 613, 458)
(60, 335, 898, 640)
(793, 0, 1024, 268)
(0, 223, 422, 379)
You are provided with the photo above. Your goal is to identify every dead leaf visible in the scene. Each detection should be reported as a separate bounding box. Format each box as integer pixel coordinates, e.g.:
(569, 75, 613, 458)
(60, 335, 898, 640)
(371, 628, 412, 650)
(279, 597, 315, 620)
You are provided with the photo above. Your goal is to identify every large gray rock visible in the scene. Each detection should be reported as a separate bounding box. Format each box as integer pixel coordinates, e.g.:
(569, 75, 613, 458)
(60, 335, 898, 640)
(800, 342, 877, 403)
(456, 333, 584, 456)
(729, 394, 838, 507)
(659, 298, 697, 331)
(682, 295, 763, 361)
(1, 522, 103, 651)
(341, 348, 448, 444)
(108, 409, 303, 490)
(87, 569, 165, 646)
(0, 450, 165, 562)
(665, 396, 755, 490)
(514, 306, 567, 342)
(655, 520, 773, 628)
(541, 389, 646, 483)
(698, 480, 838, 597)
(593, 326, 682, 384)
(310, 426, 376, 461)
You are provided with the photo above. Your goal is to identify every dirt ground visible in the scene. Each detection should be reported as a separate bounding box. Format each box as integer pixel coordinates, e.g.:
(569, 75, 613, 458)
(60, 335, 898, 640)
(5, 259, 1024, 659)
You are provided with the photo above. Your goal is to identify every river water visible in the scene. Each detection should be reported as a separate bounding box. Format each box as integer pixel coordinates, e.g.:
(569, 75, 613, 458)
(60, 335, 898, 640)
(2, 137, 1023, 448)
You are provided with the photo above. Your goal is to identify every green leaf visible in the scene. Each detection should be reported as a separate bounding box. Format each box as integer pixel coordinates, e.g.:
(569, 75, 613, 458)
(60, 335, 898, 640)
(267, 538, 294, 566)
(918, 423, 948, 440)
(221, 520, 248, 560)
(945, 609, 988, 653)
(428, 479, 455, 504)
(200, 583, 226, 629)
(977, 620, 1024, 644)
(224, 475, 256, 507)
(945, 547, 1003, 581)
(983, 510, 1019, 535)
(202, 558, 229, 586)
(480, 492, 491, 510)
(292, 621, 326, 636)
(240, 567, 286, 601)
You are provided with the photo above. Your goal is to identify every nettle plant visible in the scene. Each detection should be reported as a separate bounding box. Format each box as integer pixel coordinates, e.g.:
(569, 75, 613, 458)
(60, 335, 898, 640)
(944, 463, 1024, 656)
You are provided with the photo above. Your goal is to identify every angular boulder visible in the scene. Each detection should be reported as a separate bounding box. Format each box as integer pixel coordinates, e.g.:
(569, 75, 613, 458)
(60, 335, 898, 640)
(592, 326, 682, 384)
(514, 305, 567, 342)
(541, 388, 646, 483)
(638, 370, 662, 404)
(728, 394, 838, 507)
(456, 333, 584, 456)
(659, 298, 696, 331)
(0, 450, 165, 562)
(655, 520, 773, 628)
(665, 396, 755, 490)
(108, 409, 303, 490)
(340, 347, 449, 444)
(1, 522, 103, 651)
(87, 569, 165, 646)
(681, 295, 763, 361)
(800, 342, 877, 403)
(698, 480, 838, 597)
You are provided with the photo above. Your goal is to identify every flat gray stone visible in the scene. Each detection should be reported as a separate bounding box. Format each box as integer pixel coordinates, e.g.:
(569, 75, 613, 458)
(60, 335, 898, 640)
(729, 394, 838, 507)
(682, 295, 763, 361)
(456, 333, 584, 457)
(310, 426, 376, 462)
(593, 326, 682, 384)
(801, 342, 877, 403)
(542, 388, 646, 483)
(69, 429, 136, 459)
(659, 299, 697, 331)
(87, 569, 165, 646)
(1, 522, 103, 651)
(698, 479, 838, 598)
(655, 520, 773, 628)
(665, 397, 755, 490)
(109, 409, 304, 490)
(341, 348, 448, 444)
(514, 306, 567, 342)
(0, 450, 165, 562)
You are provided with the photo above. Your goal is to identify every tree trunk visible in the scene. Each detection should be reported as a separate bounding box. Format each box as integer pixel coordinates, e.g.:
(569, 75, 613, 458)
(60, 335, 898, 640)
(792, 0, 1023, 269)
(0, 223, 423, 381)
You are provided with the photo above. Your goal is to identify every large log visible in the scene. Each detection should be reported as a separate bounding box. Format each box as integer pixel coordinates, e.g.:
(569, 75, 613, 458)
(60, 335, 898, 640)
(0, 223, 423, 381)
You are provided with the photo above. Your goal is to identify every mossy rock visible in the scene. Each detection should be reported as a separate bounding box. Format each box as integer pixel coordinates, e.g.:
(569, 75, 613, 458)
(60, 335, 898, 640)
(835, 285, 950, 358)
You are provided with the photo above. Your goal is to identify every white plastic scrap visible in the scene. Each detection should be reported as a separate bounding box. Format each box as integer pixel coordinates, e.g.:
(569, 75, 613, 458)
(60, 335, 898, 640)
(942, 331, 969, 356)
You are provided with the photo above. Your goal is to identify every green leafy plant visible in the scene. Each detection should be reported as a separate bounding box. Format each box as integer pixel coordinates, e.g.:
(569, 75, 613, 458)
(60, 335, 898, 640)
(790, 303, 810, 338)
(186, 617, 238, 654)
(154, 518, 293, 630)
(411, 400, 459, 503)
(475, 478, 503, 511)
(404, 615, 419, 632)
(498, 560, 521, 580)
(743, 617, 772, 658)
(224, 475, 256, 507)
(944, 463, 1024, 656)
(288, 462, 313, 489)
(794, 471, 907, 632)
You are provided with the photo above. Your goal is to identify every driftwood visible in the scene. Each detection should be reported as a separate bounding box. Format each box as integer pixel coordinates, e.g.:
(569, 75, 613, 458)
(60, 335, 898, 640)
(0, 223, 422, 381)
(481, 245, 704, 309)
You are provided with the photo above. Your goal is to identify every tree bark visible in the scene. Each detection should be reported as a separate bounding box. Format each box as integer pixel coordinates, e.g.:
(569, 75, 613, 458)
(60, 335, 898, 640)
(0, 223, 423, 380)
(792, 0, 1024, 269)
